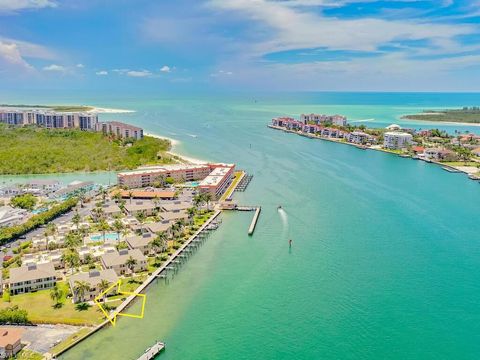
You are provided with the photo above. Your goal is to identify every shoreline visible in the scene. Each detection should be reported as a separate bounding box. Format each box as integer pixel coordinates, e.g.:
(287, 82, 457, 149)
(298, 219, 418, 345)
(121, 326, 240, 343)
(268, 125, 480, 179)
(88, 106, 135, 114)
(144, 132, 209, 165)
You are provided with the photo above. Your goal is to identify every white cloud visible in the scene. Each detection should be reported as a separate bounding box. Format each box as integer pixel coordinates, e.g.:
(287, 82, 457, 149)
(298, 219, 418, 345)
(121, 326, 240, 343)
(0, 41, 34, 72)
(0, 0, 57, 12)
(210, 69, 233, 77)
(208, 0, 474, 56)
(42, 63, 66, 72)
(126, 70, 152, 77)
(0, 37, 57, 60)
(160, 65, 171, 73)
(76, 63, 84, 68)
(96, 70, 108, 76)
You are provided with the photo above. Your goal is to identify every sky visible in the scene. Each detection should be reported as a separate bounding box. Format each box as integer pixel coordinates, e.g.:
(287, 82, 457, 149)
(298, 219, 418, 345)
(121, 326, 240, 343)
(0, 0, 480, 92)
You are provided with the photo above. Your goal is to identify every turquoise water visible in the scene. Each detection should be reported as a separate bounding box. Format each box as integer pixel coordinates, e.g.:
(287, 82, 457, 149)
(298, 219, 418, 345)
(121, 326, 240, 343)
(90, 232, 119, 242)
(2, 92, 480, 359)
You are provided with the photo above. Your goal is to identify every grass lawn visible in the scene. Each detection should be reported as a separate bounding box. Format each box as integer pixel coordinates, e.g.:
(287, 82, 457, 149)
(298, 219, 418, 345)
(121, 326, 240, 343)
(15, 349, 43, 360)
(0, 282, 103, 326)
(49, 327, 92, 356)
(442, 161, 480, 167)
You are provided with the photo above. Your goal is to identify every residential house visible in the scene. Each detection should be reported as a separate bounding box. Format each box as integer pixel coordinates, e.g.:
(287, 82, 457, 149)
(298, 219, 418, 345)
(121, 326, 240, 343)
(124, 201, 158, 217)
(159, 210, 189, 223)
(68, 269, 118, 303)
(160, 201, 191, 212)
(347, 131, 375, 145)
(100, 249, 147, 276)
(9, 263, 57, 295)
(472, 147, 480, 157)
(424, 148, 459, 162)
(0, 328, 24, 358)
(125, 233, 154, 255)
(146, 221, 172, 234)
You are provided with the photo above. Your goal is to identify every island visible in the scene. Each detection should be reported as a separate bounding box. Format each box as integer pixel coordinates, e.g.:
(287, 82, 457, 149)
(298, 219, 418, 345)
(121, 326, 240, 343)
(402, 107, 480, 124)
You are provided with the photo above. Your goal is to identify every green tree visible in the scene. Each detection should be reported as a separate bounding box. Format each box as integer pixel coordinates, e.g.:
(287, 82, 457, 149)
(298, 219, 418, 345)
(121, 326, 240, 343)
(112, 219, 124, 241)
(10, 194, 37, 210)
(72, 212, 81, 232)
(62, 250, 80, 274)
(98, 279, 111, 303)
(64, 231, 81, 249)
(50, 284, 64, 307)
(125, 256, 137, 274)
(73, 280, 90, 303)
(98, 220, 110, 242)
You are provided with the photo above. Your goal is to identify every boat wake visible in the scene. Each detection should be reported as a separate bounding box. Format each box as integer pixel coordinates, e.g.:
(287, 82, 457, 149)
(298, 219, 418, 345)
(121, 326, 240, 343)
(278, 208, 289, 237)
(187, 134, 198, 138)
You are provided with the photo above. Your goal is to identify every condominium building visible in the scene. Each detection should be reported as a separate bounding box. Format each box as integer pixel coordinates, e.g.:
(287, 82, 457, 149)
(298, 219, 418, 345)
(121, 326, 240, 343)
(301, 113, 348, 127)
(100, 249, 147, 276)
(0, 109, 98, 130)
(118, 164, 215, 188)
(69, 269, 118, 303)
(9, 263, 57, 295)
(383, 132, 413, 150)
(198, 165, 236, 199)
(118, 163, 236, 199)
(96, 121, 143, 140)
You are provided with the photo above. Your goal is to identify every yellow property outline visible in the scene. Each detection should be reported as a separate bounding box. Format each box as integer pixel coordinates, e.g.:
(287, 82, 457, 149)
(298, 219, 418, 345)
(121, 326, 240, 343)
(94, 279, 147, 326)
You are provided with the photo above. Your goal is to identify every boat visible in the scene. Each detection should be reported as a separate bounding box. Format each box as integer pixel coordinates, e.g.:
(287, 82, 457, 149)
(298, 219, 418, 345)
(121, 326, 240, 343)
(277, 205, 282, 210)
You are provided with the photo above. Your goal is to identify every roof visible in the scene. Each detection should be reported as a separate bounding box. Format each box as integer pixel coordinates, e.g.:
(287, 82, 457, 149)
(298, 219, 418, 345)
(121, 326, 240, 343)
(124, 200, 157, 212)
(101, 249, 146, 267)
(159, 210, 188, 221)
(114, 190, 176, 199)
(69, 269, 118, 288)
(161, 201, 191, 212)
(146, 221, 172, 233)
(9, 262, 56, 284)
(0, 328, 24, 347)
(125, 233, 154, 248)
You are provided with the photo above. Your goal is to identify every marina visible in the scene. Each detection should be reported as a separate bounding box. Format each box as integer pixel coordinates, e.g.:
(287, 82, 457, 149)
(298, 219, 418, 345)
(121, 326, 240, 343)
(235, 173, 253, 192)
(248, 207, 261, 236)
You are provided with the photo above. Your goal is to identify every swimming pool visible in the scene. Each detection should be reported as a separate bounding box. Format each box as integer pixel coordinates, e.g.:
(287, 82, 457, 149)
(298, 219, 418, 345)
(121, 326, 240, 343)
(184, 181, 200, 187)
(89, 232, 119, 242)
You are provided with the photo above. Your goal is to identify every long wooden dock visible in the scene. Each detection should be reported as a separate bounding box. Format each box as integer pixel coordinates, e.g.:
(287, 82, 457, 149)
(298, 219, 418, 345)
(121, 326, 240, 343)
(248, 206, 261, 235)
(137, 341, 165, 360)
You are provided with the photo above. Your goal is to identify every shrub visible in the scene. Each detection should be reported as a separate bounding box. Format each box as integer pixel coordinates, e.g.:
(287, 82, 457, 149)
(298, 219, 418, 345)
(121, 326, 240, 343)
(0, 305, 29, 324)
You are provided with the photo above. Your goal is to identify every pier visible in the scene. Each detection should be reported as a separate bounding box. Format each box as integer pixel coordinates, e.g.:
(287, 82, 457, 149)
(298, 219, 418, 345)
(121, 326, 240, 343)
(137, 341, 165, 360)
(248, 206, 261, 235)
(235, 173, 253, 192)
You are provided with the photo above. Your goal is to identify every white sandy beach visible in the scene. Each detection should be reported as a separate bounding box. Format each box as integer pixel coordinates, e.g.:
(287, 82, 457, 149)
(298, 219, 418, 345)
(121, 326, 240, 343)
(144, 132, 208, 165)
(88, 107, 135, 114)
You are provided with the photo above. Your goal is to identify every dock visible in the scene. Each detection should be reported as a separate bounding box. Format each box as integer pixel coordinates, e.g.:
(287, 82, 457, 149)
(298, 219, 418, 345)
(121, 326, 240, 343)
(137, 341, 165, 360)
(248, 206, 261, 236)
(235, 173, 253, 192)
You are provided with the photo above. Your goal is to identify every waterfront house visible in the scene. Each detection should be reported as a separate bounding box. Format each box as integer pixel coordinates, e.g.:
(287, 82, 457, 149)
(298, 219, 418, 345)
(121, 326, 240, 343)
(347, 131, 375, 145)
(272, 117, 295, 127)
(411, 146, 425, 155)
(0, 328, 24, 358)
(424, 148, 459, 162)
(125, 233, 154, 255)
(24, 180, 60, 194)
(9, 263, 57, 295)
(472, 147, 480, 157)
(159, 210, 189, 222)
(68, 269, 118, 303)
(100, 249, 147, 275)
(383, 132, 413, 150)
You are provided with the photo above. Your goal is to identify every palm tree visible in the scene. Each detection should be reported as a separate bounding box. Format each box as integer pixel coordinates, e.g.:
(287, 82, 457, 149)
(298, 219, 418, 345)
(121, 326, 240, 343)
(64, 231, 81, 249)
(125, 256, 137, 275)
(78, 190, 87, 208)
(62, 250, 80, 274)
(72, 212, 81, 232)
(112, 219, 124, 240)
(47, 222, 57, 241)
(98, 220, 110, 242)
(50, 284, 64, 307)
(98, 279, 111, 303)
(202, 193, 213, 211)
(187, 207, 195, 221)
(113, 191, 122, 203)
(128, 191, 133, 204)
(73, 280, 90, 303)
(149, 235, 164, 254)
(100, 188, 108, 203)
